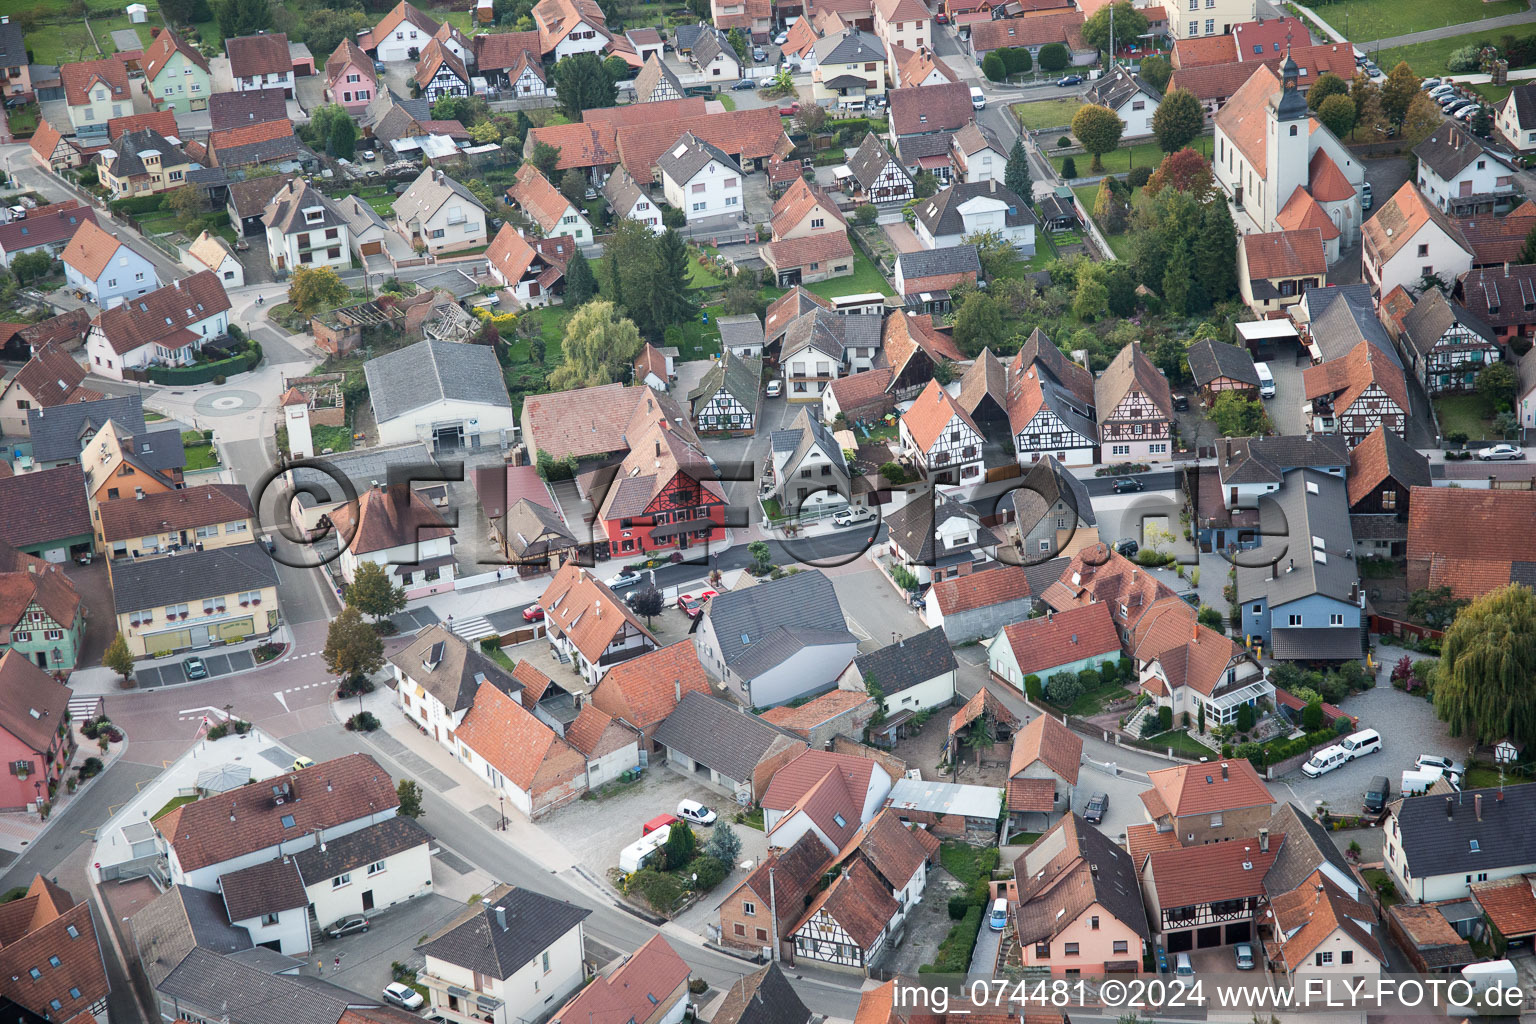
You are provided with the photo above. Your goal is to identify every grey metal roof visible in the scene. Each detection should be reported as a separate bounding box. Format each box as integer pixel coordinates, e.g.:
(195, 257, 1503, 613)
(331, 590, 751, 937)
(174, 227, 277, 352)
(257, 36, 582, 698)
(1401, 289, 1496, 364)
(109, 543, 279, 613)
(289, 441, 436, 491)
(651, 691, 804, 782)
(156, 947, 352, 1024)
(294, 816, 432, 883)
(1186, 338, 1259, 388)
(1218, 434, 1351, 486)
(417, 886, 591, 978)
(703, 569, 852, 670)
(1392, 784, 1536, 880)
(27, 394, 145, 462)
(688, 350, 762, 414)
(393, 168, 488, 228)
(896, 245, 981, 283)
(364, 339, 512, 423)
(813, 27, 883, 65)
(851, 626, 956, 695)
(717, 313, 765, 352)
(657, 130, 741, 186)
(915, 179, 1037, 238)
(132, 885, 253, 989)
(1304, 284, 1402, 366)
(1235, 469, 1359, 608)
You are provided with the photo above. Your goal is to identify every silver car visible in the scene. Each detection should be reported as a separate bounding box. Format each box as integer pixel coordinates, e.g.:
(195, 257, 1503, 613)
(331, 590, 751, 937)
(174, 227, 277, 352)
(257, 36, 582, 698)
(1478, 444, 1524, 461)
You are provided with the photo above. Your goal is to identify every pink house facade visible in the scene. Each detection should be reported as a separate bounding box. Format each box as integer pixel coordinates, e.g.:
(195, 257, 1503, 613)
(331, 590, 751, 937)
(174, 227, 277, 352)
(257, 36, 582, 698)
(325, 40, 378, 114)
(0, 651, 75, 812)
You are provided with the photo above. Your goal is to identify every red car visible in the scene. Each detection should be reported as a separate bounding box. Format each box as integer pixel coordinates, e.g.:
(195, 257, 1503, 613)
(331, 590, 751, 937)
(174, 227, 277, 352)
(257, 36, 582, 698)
(779, 102, 799, 117)
(935, 11, 949, 22)
(521, 605, 545, 622)
(676, 590, 719, 619)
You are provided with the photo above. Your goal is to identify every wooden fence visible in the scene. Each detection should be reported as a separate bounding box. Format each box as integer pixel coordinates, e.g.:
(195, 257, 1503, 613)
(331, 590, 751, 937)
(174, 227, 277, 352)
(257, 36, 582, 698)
(1368, 614, 1443, 642)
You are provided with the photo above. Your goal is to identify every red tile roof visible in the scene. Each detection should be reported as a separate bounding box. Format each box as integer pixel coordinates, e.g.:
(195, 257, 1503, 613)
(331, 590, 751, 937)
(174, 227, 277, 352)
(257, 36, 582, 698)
(0, 550, 80, 631)
(98, 483, 254, 542)
(363, 1, 442, 50)
(144, 27, 209, 83)
(1141, 759, 1274, 820)
(969, 12, 1084, 54)
(771, 177, 848, 239)
(1270, 869, 1384, 966)
(761, 689, 873, 735)
(764, 231, 854, 272)
(1243, 228, 1328, 281)
(889, 81, 975, 136)
(456, 679, 587, 789)
(108, 109, 179, 142)
(824, 367, 895, 419)
(589, 642, 712, 737)
(225, 32, 292, 78)
(507, 163, 573, 233)
(549, 935, 691, 1024)
(901, 378, 979, 452)
(475, 30, 544, 71)
(998, 603, 1119, 681)
(790, 857, 898, 948)
(0, 877, 109, 1021)
(1145, 835, 1280, 907)
(1006, 775, 1056, 813)
(325, 483, 453, 556)
(1274, 190, 1340, 242)
(929, 564, 1031, 614)
(207, 118, 295, 163)
(1302, 340, 1411, 423)
(156, 754, 399, 871)
(763, 749, 876, 811)
(1471, 876, 1536, 939)
(1172, 34, 1237, 67)
(1406, 487, 1536, 598)
(615, 107, 788, 185)
(1124, 821, 1182, 867)
(1008, 711, 1083, 786)
(90, 270, 232, 355)
(1308, 148, 1355, 202)
(59, 220, 128, 280)
(61, 58, 129, 107)
(538, 562, 657, 664)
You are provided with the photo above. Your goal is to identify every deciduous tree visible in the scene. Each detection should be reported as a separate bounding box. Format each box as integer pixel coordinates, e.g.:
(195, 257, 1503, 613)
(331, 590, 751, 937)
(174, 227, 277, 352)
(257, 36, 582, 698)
(552, 52, 617, 120)
(1379, 61, 1420, 128)
(323, 606, 385, 681)
(550, 300, 643, 389)
(1080, 1, 1146, 53)
(1071, 104, 1124, 172)
(1207, 391, 1270, 436)
(1316, 92, 1357, 140)
(288, 266, 348, 318)
(346, 562, 406, 621)
(1140, 54, 1171, 93)
(1306, 72, 1348, 110)
(1433, 584, 1536, 747)
(1144, 147, 1214, 199)
(530, 141, 562, 180)
(104, 632, 135, 684)
(952, 291, 1006, 355)
(1151, 88, 1202, 153)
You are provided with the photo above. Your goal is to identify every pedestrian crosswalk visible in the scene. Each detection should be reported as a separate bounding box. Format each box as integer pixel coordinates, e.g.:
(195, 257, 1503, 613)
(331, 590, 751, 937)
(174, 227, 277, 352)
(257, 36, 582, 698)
(449, 615, 497, 644)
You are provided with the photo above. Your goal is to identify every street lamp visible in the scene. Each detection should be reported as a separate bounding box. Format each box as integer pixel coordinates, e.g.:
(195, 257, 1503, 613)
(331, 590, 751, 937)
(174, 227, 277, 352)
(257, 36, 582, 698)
(497, 794, 506, 831)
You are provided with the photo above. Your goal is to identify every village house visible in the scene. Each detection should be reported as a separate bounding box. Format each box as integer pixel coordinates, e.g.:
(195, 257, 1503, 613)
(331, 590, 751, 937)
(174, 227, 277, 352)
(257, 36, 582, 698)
(1134, 605, 1271, 727)
(1139, 759, 1276, 846)
(486, 224, 567, 306)
(588, 641, 713, 751)
(549, 936, 691, 1024)
(183, 230, 244, 289)
(538, 563, 659, 690)
(810, 29, 886, 109)
(392, 624, 522, 754)
(97, 484, 254, 561)
(718, 833, 829, 957)
(950, 119, 1007, 183)
(1009, 329, 1099, 467)
(0, 650, 74, 807)
(900, 378, 985, 488)
(1005, 713, 1083, 836)
(452, 677, 596, 817)
(840, 134, 915, 205)
(0, 200, 97, 269)
(882, 494, 999, 586)
(1385, 785, 1536, 903)
(0, 341, 99, 437)
(660, 132, 744, 224)
(0, 467, 94, 564)
(62, 220, 160, 310)
(1140, 830, 1279, 954)
(144, 28, 210, 113)
(325, 39, 378, 114)
(914, 179, 1036, 252)
(323, 482, 457, 597)
(987, 604, 1119, 698)
(603, 167, 663, 233)
(688, 350, 762, 436)
(395, 168, 490, 255)
(1301, 341, 1409, 446)
(779, 305, 881, 401)
(652, 691, 808, 802)
(1399, 289, 1500, 396)
(1237, 229, 1328, 315)
(0, 874, 108, 1022)
(764, 178, 854, 286)
(1085, 63, 1161, 137)
(263, 178, 350, 274)
(507, 163, 592, 245)
(98, 129, 192, 199)
(415, 38, 470, 103)
(922, 562, 1045, 643)
(1456, 265, 1536, 343)
(835, 626, 957, 729)
(1187, 337, 1260, 398)
(0, 543, 86, 672)
(366, 1, 443, 60)
(1097, 341, 1173, 462)
(1414, 122, 1518, 216)
(1362, 181, 1474, 301)
(763, 748, 894, 854)
(61, 57, 131, 138)
(762, 407, 852, 517)
(226, 32, 295, 96)
(109, 542, 279, 656)
(83, 271, 231, 380)
(1406, 488, 1536, 601)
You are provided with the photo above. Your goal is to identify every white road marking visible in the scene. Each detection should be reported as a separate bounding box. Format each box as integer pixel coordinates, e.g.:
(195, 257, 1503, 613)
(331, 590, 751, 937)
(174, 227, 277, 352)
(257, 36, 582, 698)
(273, 691, 290, 712)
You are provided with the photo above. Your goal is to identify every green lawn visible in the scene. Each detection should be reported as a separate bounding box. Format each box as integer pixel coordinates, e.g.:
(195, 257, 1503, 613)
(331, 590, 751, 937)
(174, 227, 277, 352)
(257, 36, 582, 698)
(804, 247, 892, 299)
(1463, 765, 1534, 788)
(940, 842, 999, 887)
(152, 794, 197, 820)
(1072, 184, 1133, 260)
(1375, 28, 1516, 78)
(6, 105, 38, 137)
(1473, 83, 1514, 105)
(181, 441, 219, 471)
(1047, 674, 1134, 717)
(1361, 867, 1400, 906)
(311, 425, 353, 453)
(483, 645, 516, 672)
(1435, 393, 1500, 441)
(1144, 729, 1214, 759)
(718, 94, 736, 111)
(1012, 98, 1083, 132)
(1053, 137, 1206, 178)
(28, 14, 151, 65)
(1308, 0, 1525, 45)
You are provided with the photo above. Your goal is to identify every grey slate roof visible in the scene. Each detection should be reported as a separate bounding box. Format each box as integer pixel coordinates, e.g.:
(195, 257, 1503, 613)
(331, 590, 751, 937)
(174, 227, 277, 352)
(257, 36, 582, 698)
(782, 307, 845, 361)
(157, 947, 351, 1024)
(218, 134, 300, 168)
(293, 815, 432, 882)
(219, 857, 308, 921)
(717, 313, 765, 352)
(418, 886, 591, 978)
(688, 350, 762, 415)
(27, 393, 145, 463)
(1413, 121, 1511, 183)
(132, 884, 253, 988)
(813, 27, 883, 65)
(847, 133, 910, 192)
(671, 23, 708, 52)
(1401, 289, 1497, 364)
(1264, 801, 1357, 898)
(1013, 454, 1097, 529)
(209, 88, 289, 132)
(651, 691, 805, 782)
(1024, 555, 1071, 597)
(1504, 83, 1536, 132)
(1391, 783, 1536, 880)
(0, 22, 25, 71)
(691, 27, 738, 70)
(1086, 63, 1160, 111)
(896, 132, 956, 165)
(1218, 434, 1351, 486)
(104, 130, 187, 180)
(393, 168, 488, 229)
(495, 497, 575, 557)
(262, 179, 344, 234)
(703, 569, 852, 671)
(602, 166, 650, 218)
(914, 179, 1037, 238)
(225, 172, 297, 219)
(851, 626, 956, 695)
(770, 406, 847, 482)
(884, 494, 999, 564)
(712, 963, 811, 1024)
(364, 339, 512, 424)
(387, 624, 521, 714)
(657, 130, 741, 186)
(110, 543, 279, 613)
(896, 244, 981, 283)
(1304, 284, 1402, 366)
(1187, 338, 1260, 388)
(291, 441, 436, 491)
(1012, 814, 1150, 945)
(335, 193, 391, 240)
(1235, 469, 1358, 607)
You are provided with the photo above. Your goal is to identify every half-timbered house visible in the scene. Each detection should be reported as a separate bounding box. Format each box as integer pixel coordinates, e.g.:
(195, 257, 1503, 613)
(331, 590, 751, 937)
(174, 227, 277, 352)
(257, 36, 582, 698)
(956, 348, 1009, 438)
(1302, 341, 1409, 447)
(1096, 342, 1173, 462)
(538, 564, 660, 689)
(1007, 329, 1098, 467)
(1141, 834, 1279, 954)
(1186, 338, 1260, 398)
(882, 310, 963, 400)
(1347, 425, 1431, 558)
(787, 858, 899, 969)
(901, 379, 984, 487)
(688, 350, 762, 436)
(841, 134, 914, 204)
(1400, 289, 1500, 396)
(415, 39, 469, 102)
(592, 407, 728, 555)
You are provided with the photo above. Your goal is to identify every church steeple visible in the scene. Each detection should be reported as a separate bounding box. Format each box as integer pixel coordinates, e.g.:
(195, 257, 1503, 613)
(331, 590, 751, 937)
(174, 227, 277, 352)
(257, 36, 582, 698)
(1273, 39, 1308, 121)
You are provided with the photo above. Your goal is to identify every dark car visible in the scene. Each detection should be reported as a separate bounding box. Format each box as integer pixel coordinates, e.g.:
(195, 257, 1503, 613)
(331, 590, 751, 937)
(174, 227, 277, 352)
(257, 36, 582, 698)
(1172, 393, 1189, 411)
(1057, 74, 1083, 87)
(1084, 792, 1109, 824)
(1364, 775, 1391, 815)
(327, 916, 369, 939)
(1112, 477, 1144, 493)
(732, 78, 757, 90)
(182, 657, 208, 681)
(1114, 538, 1139, 558)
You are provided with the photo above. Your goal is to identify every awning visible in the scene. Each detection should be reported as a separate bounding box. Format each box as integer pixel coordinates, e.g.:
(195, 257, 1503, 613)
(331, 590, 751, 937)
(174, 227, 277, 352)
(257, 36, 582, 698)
(1206, 680, 1274, 710)
(1268, 627, 1363, 661)
(649, 517, 715, 540)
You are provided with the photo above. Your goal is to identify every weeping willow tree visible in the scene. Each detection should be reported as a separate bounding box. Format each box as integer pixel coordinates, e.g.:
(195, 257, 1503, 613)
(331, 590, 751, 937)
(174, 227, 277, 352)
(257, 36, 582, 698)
(1432, 584, 1536, 747)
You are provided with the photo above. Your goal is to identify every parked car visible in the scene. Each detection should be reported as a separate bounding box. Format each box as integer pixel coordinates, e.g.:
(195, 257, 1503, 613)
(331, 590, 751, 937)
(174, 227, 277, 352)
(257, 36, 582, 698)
(1234, 943, 1255, 971)
(1478, 443, 1525, 460)
(988, 897, 1009, 931)
(374, 61, 387, 73)
(605, 571, 642, 590)
(1057, 74, 1083, 87)
(834, 505, 876, 527)
(676, 590, 718, 618)
(183, 657, 208, 681)
(1420, 77, 1442, 90)
(1175, 953, 1195, 977)
(765, 379, 783, 397)
(1340, 728, 1381, 759)
(1363, 775, 1391, 815)
(327, 916, 369, 939)
(1083, 792, 1108, 823)
(935, 10, 949, 21)
(359, 149, 377, 161)
(970, 86, 986, 109)
(1443, 98, 1474, 114)
(1417, 754, 1464, 780)
(677, 799, 718, 825)
(753, 46, 767, 61)
(733, 77, 757, 89)
(1456, 105, 1479, 121)
(1301, 744, 1348, 778)
(1114, 538, 1139, 557)
(1112, 477, 1144, 493)
(779, 102, 800, 116)
(521, 604, 545, 622)
(774, 30, 788, 43)
(383, 983, 425, 1011)
(1360, 181, 1373, 210)
(291, 756, 315, 772)
(1172, 392, 1189, 411)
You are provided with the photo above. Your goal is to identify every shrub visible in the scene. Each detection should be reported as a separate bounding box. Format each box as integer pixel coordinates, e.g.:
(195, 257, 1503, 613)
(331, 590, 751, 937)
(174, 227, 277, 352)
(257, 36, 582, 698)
(1156, 706, 1172, 731)
(948, 894, 972, 920)
(689, 979, 709, 995)
(1062, 156, 1077, 178)
(1447, 44, 1482, 72)
(1139, 715, 1161, 738)
(1024, 674, 1042, 701)
(346, 711, 380, 732)
(1302, 700, 1325, 732)
(629, 868, 682, 911)
(1077, 668, 1100, 692)
(1236, 703, 1254, 732)
(336, 675, 376, 700)
(1057, 136, 1071, 149)
(920, 906, 982, 974)
(77, 757, 104, 780)
(686, 855, 728, 890)
(1128, 166, 1153, 187)
(1046, 671, 1083, 708)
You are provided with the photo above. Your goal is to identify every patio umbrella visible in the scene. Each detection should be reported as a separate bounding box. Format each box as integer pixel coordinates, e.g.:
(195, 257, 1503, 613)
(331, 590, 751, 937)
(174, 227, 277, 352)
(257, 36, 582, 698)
(195, 763, 252, 794)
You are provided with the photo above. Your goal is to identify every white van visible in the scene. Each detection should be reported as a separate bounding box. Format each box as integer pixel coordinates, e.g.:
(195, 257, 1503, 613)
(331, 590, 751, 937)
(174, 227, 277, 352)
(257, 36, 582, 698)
(989, 898, 1009, 931)
(1402, 767, 1444, 795)
(1301, 744, 1348, 778)
(1340, 728, 1381, 760)
(1254, 361, 1276, 398)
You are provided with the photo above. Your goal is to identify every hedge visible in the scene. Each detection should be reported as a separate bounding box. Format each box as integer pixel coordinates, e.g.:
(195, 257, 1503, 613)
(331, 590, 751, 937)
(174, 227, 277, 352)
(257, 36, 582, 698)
(110, 193, 167, 216)
(920, 906, 982, 974)
(147, 342, 262, 385)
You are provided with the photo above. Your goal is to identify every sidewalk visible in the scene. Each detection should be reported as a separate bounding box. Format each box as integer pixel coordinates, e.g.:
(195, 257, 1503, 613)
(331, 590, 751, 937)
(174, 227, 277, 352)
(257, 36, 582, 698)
(0, 715, 129, 856)
(64, 625, 300, 696)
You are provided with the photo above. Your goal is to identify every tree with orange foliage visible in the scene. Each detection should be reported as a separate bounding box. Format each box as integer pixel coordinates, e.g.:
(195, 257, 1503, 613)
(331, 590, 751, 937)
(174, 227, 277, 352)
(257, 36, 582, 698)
(1144, 148, 1215, 201)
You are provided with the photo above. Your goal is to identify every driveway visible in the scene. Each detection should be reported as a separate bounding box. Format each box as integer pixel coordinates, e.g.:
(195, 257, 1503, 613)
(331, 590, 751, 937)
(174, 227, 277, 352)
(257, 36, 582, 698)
(1260, 351, 1309, 435)
(883, 222, 924, 253)
(314, 892, 472, 1003)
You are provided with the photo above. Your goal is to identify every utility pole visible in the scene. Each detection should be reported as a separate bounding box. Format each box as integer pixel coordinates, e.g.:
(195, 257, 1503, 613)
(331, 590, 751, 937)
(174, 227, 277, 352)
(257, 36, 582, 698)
(1109, 1, 1114, 72)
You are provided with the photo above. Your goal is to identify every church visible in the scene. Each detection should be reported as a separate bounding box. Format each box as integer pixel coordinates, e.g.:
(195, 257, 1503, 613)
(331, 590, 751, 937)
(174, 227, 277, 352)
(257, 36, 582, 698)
(1212, 50, 1364, 267)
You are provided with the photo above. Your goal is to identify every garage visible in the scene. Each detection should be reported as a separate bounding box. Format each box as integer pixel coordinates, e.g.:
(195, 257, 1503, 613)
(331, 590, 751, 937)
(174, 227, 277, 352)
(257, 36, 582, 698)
(1225, 922, 1252, 944)
(1196, 926, 1223, 948)
(359, 240, 384, 257)
(1166, 930, 1192, 954)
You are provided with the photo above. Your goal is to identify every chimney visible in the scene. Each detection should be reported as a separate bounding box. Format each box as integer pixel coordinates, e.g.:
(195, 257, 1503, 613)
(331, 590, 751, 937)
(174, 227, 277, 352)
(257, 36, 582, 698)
(1221, 763, 1228, 781)
(494, 905, 507, 930)
(1259, 828, 1269, 853)
(1476, 793, 1483, 821)
(1446, 796, 1454, 820)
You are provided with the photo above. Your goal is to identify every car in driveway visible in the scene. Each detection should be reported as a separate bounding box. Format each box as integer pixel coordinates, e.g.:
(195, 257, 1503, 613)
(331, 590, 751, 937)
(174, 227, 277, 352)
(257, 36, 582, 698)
(1360, 181, 1372, 210)
(765, 379, 783, 398)
(383, 983, 425, 1010)
(676, 590, 718, 618)
(1234, 943, 1255, 970)
(970, 86, 986, 109)
(606, 571, 642, 590)
(522, 604, 545, 622)
(1417, 754, 1464, 780)
(1478, 443, 1524, 461)
(753, 46, 767, 61)
(1057, 74, 1083, 87)
(1112, 477, 1144, 493)
(677, 799, 718, 825)
(1113, 538, 1138, 557)
(327, 916, 369, 939)
(1083, 792, 1108, 823)
(732, 77, 757, 89)
(183, 657, 208, 681)
(774, 29, 788, 43)
(834, 505, 876, 527)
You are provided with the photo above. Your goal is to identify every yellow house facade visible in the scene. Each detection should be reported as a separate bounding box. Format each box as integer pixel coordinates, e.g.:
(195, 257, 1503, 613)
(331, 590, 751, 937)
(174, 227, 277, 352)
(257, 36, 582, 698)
(98, 130, 194, 199)
(811, 29, 887, 109)
(109, 543, 279, 656)
(97, 483, 256, 561)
